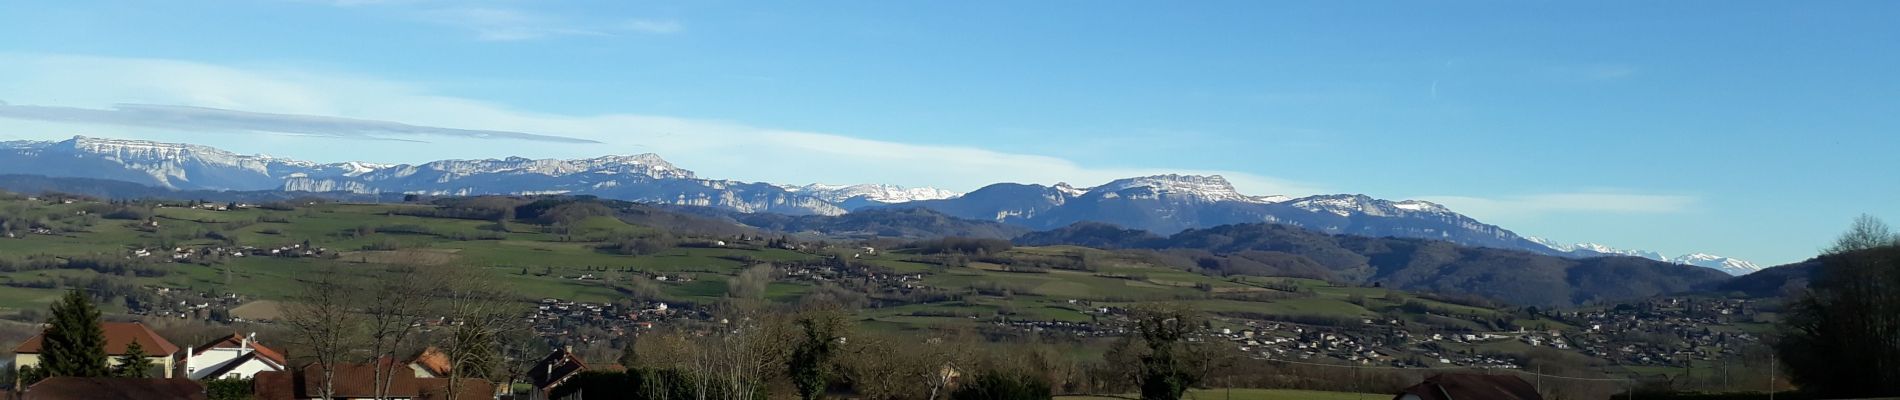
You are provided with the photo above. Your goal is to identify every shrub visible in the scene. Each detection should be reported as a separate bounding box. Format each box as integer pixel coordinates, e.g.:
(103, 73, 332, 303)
(951, 371, 1051, 400)
(205, 378, 253, 400)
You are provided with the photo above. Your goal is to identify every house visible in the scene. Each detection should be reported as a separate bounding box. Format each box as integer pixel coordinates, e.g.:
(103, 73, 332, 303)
(179, 333, 287, 380)
(524, 347, 589, 400)
(21, 377, 207, 400)
(408, 347, 451, 378)
(12, 322, 181, 380)
(1392, 373, 1543, 400)
(250, 363, 495, 400)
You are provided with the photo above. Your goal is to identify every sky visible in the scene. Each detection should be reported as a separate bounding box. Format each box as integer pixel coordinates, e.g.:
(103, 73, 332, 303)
(0, 0, 1895, 266)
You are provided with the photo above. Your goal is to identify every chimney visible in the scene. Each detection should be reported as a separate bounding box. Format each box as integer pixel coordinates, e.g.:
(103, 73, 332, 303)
(242, 332, 255, 352)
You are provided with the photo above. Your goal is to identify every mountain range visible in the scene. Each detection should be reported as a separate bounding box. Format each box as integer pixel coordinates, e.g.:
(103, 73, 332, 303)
(0, 135, 1757, 275)
(1527, 237, 1764, 275)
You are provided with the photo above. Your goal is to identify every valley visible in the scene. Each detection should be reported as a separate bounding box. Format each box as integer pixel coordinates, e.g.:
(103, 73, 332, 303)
(0, 191, 1787, 395)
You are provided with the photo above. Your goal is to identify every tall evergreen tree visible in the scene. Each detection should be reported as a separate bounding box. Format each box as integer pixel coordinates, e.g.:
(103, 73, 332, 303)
(114, 341, 155, 378)
(617, 340, 640, 370)
(40, 290, 108, 378)
(789, 312, 847, 400)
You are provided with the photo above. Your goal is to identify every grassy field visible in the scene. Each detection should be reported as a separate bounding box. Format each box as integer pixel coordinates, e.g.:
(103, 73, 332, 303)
(0, 197, 1542, 337)
(1056, 389, 1385, 400)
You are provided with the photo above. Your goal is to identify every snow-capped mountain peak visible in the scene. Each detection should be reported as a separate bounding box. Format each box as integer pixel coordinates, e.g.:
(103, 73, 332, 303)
(1526, 236, 1577, 252)
(1527, 237, 1760, 276)
(1287, 194, 1452, 217)
(1669, 253, 1763, 276)
(780, 183, 961, 204)
(1052, 182, 1088, 198)
(1087, 174, 1279, 203)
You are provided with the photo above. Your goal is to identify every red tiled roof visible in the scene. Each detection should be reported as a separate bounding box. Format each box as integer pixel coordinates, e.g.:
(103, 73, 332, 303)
(188, 333, 287, 365)
(250, 371, 296, 400)
(299, 362, 420, 398)
(416, 377, 497, 400)
(251, 366, 495, 400)
(12, 322, 181, 356)
(24, 377, 207, 400)
(409, 347, 452, 377)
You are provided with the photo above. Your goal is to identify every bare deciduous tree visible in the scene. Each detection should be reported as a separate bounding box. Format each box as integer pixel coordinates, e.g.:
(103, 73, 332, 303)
(366, 262, 444, 400)
(438, 269, 525, 400)
(283, 265, 363, 400)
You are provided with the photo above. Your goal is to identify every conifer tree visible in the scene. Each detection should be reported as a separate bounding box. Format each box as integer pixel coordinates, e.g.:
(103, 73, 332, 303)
(617, 340, 639, 370)
(40, 290, 108, 378)
(114, 341, 154, 378)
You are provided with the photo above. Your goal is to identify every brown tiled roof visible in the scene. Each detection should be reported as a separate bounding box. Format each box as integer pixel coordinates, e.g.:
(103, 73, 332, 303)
(250, 371, 296, 400)
(416, 377, 497, 400)
(1391, 373, 1544, 400)
(249, 362, 420, 399)
(188, 333, 287, 365)
(251, 366, 495, 400)
(12, 322, 181, 356)
(23, 377, 206, 400)
(304, 362, 420, 398)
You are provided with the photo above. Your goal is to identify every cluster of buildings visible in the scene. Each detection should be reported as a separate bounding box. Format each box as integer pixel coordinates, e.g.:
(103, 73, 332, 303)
(132, 243, 334, 263)
(1559, 297, 1764, 367)
(125, 287, 242, 322)
(780, 263, 927, 294)
(527, 298, 701, 343)
(1208, 320, 1538, 369)
(6, 321, 504, 400)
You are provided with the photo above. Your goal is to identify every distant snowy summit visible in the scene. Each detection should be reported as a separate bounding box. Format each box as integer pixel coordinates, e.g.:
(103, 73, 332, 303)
(780, 183, 961, 205)
(1086, 174, 1289, 204)
(0, 135, 1753, 276)
(1526, 237, 1762, 276)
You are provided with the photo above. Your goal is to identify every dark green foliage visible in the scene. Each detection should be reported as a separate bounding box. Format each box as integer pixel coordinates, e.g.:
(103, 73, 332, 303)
(40, 289, 108, 378)
(617, 342, 639, 370)
(1616, 390, 1810, 400)
(949, 370, 1051, 400)
(598, 235, 674, 256)
(1014, 222, 1163, 248)
(910, 237, 1013, 256)
(113, 341, 155, 378)
(1130, 306, 1206, 400)
(205, 378, 254, 400)
(1776, 244, 1900, 398)
(1022, 222, 1730, 306)
(789, 313, 846, 400)
(552, 369, 758, 400)
(14, 365, 47, 386)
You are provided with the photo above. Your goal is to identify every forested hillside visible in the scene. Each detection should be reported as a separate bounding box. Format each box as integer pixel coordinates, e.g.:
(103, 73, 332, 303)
(1020, 222, 1731, 306)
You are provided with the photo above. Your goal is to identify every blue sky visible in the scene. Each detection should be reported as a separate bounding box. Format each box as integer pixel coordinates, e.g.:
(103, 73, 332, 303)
(0, 0, 1895, 266)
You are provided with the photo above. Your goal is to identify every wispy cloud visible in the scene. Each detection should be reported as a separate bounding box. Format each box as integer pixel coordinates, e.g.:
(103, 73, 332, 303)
(0, 53, 1315, 195)
(0, 101, 599, 143)
(1417, 192, 1699, 220)
(419, 6, 681, 41)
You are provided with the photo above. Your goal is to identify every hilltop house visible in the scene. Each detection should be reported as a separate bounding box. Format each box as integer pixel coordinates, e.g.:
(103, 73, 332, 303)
(525, 347, 590, 400)
(12, 322, 181, 380)
(179, 333, 287, 380)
